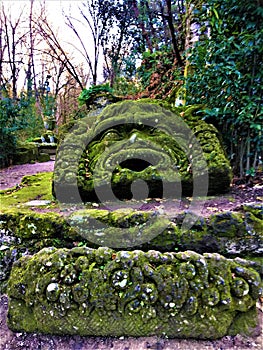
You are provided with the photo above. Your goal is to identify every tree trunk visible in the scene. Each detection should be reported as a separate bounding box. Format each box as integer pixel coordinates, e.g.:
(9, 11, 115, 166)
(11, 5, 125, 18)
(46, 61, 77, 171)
(245, 132, 251, 175)
(11, 28, 17, 99)
(165, 0, 183, 66)
(28, 0, 37, 96)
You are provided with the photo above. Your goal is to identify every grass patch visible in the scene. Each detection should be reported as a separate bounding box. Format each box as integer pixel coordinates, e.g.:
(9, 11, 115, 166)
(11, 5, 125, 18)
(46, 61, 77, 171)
(0, 172, 55, 211)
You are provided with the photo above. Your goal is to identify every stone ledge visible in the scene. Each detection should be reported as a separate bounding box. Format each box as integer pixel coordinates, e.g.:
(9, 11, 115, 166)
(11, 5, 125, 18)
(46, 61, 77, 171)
(0, 204, 262, 293)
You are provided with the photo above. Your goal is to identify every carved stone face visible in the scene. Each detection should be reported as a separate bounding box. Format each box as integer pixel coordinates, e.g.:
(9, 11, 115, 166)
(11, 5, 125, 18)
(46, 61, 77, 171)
(84, 124, 181, 200)
(54, 100, 231, 203)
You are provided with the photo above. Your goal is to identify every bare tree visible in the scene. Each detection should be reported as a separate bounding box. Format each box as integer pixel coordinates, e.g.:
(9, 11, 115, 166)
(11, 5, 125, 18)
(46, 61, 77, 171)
(1, 2, 28, 99)
(25, 0, 38, 97)
(63, 0, 116, 86)
(164, 0, 183, 66)
(56, 72, 84, 125)
(131, 0, 154, 53)
(0, 7, 6, 95)
(36, 11, 87, 90)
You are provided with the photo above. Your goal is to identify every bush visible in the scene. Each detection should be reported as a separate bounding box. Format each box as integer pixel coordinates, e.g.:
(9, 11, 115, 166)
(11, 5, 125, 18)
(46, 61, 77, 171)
(78, 83, 113, 107)
(0, 98, 23, 167)
(0, 94, 44, 168)
(185, 0, 263, 176)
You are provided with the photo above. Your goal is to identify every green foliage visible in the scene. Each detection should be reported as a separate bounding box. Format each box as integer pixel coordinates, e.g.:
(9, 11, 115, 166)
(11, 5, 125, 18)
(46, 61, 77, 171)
(112, 77, 142, 96)
(78, 83, 113, 106)
(16, 94, 44, 142)
(137, 48, 176, 88)
(41, 94, 56, 118)
(186, 0, 263, 176)
(101, 1, 137, 85)
(0, 92, 45, 167)
(0, 97, 26, 168)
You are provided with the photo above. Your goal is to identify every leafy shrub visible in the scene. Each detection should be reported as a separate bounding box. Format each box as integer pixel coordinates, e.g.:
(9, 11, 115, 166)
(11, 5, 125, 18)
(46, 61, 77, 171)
(78, 83, 113, 106)
(0, 98, 25, 167)
(0, 94, 44, 167)
(112, 76, 142, 96)
(137, 48, 176, 89)
(186, 0, 263, 176)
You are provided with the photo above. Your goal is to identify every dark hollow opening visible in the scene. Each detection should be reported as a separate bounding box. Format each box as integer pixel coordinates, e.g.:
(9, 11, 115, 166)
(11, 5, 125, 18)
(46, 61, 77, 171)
(119, 158, 151, 172)
(112, 179, 163, 201)
(111, 158, 163, 200)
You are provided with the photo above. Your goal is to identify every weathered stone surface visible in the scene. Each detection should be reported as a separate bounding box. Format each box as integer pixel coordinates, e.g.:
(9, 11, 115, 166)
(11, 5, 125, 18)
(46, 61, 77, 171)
(7, 247, 261, 338)
(13, 142, 39, 165)
(12, 140, 56, 165)
(67, 205, 263, 258)
(0, 204, 262, 292)
(0, 211, 74, 293)
(53, 101, 232, 203)
(37, 153, 51, 162)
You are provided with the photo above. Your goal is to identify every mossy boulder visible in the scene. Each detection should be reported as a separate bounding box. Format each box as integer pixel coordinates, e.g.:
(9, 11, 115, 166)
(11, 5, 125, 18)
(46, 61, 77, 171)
(7, 247, 261, 338)
(53, 101, 232, 203)
(38, 153, 50, 162)
(13, 142, 39, 165)
(1, 204, 262, 293)
(67, 205, 263, 258)
(12, 139, 55, 165)
(0, 211, 74, 293)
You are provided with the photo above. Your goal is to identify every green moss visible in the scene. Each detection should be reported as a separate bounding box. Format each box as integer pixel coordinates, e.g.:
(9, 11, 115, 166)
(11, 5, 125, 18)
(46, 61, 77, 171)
(68, 208, 170, 248)
(208, 212, 245, 238)
(0, 210, 75, 293)
(228, 306, 259, 336)
(1, 202, 262, 294)
(38, 153, 50, 162)
(1, 119, 261, 341)
(15, 212, 64, 239)
(13, 142, 39, 165)
(0, 172, 54, 211)
(242, 203, 263, 218)
(7, 247, 261, 338)
(53, 100, 232, 203)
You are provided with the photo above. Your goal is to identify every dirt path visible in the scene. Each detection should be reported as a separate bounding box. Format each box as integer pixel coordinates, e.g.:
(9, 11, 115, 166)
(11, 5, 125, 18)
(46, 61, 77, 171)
(0, 161, 55, 191)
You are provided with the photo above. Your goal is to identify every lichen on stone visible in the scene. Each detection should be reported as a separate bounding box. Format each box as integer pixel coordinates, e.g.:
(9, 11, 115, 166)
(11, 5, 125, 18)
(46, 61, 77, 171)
(0, 203, 262, 293)
(7, 247, 261, 339)
(53, 100, 232, 204)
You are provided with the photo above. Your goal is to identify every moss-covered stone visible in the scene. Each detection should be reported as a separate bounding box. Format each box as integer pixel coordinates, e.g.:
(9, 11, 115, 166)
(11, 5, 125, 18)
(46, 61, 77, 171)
(68, 208, 170, 248)
(67, 203, 263, 259)
(32, 132, 58, 144)
(1, 204, 262, 294)
(38, 143, 57, 156)
(38, 153, 50, 162)
(1, 120, 261, 340)
(7, 247, 261, 338)
(12, 138, 56, 165)
(53, 101, 232, 203)
(0, 210, 74, 293)
(13, 142, 39, 165)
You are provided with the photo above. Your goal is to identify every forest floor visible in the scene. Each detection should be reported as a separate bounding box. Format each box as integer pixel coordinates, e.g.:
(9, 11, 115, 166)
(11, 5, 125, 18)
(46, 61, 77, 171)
(0, 160, 262, 349)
